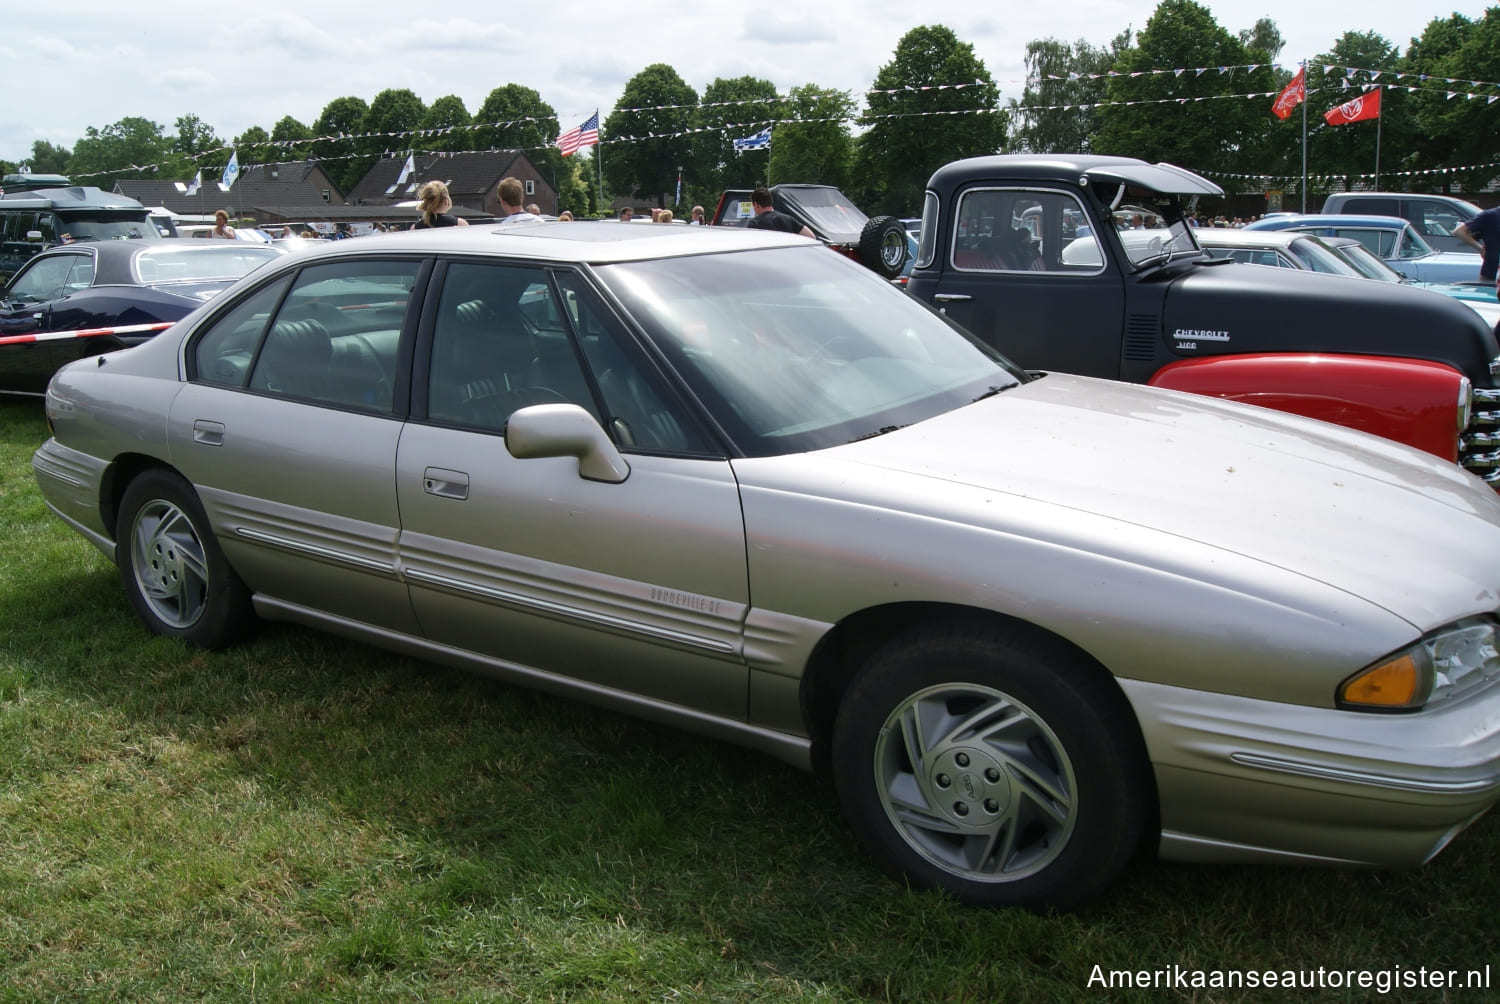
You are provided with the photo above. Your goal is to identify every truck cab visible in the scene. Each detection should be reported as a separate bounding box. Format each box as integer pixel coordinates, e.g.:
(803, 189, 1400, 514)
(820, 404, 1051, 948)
(907, 154, 1500, 482)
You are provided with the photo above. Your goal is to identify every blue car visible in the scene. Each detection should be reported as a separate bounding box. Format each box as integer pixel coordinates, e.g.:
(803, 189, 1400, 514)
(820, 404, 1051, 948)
(1244, 213, 1483, 284)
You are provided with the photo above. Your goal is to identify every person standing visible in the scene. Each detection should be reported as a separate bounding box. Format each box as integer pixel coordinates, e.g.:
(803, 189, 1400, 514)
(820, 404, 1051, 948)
(1455, 206, 1500, 298)
(496, 178, 541, 224)
(412, 181, 469, 229)
(212, 209, 236, 240)
(689, 205, 706, 225)
(744, 187, 813, 237)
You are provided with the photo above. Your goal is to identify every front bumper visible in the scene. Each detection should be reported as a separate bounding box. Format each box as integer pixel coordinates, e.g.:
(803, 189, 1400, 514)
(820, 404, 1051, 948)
(1120, 677, 1500, 868)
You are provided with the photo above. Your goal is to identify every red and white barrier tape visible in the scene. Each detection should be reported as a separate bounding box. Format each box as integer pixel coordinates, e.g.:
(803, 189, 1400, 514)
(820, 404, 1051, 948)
(0, 321, 173, 347)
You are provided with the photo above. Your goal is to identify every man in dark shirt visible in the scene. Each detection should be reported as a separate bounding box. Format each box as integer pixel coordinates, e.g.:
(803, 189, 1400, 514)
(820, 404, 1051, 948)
(745, 187, 814, 237)
(1456, 206, 1500, 298)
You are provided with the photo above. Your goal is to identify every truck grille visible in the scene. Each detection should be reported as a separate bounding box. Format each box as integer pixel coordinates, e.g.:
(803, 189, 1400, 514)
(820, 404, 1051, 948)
(1461, 388, 1500, 483)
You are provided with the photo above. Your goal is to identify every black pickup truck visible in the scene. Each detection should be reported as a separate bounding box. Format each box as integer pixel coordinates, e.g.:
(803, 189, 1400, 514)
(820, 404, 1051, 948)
(905, 154, 1500, 482)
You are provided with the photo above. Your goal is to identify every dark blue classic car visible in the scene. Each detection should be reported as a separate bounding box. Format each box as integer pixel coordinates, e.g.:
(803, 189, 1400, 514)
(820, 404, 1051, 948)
(1, 238, 284, 395)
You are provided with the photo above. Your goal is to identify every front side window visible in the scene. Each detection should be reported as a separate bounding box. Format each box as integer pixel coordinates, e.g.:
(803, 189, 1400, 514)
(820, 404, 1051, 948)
(953, 188, 1104, 274)
(425, 263, 710, 454)
(5, 253, 86, 302)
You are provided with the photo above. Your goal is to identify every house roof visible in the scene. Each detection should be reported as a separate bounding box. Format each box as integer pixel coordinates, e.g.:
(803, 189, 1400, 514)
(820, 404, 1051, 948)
(344, 150, 535, 207)
(115, 163, 345, 215)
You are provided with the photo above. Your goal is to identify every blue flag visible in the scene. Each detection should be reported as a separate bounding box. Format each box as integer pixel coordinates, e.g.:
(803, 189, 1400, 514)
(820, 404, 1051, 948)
(733, 126, 771, 152)
(221, 151, 240, 189)
(185, 170, 202, 197)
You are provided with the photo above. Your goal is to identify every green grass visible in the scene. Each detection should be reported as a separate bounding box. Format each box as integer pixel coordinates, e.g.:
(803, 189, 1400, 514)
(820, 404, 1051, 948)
(1, 398, 1497, 1001)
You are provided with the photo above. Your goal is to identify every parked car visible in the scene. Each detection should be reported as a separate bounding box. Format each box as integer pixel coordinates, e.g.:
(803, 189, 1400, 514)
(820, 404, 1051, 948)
(905, 156, 1500, 482)
(712, 184, 908, 278)
(32, 222, 1500, 911)
(1244, 213, 1483, 284)
(1198, 229, 1500, 329)
(0, 238, 285, 396)
(1194, 227, 1367, 274)
(1321, 191, 1481, 252)
(0, 178, 159, 281)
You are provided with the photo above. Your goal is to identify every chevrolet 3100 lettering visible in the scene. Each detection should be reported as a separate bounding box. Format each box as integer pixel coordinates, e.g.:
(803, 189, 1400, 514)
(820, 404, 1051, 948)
(907, 155, 1500, 483)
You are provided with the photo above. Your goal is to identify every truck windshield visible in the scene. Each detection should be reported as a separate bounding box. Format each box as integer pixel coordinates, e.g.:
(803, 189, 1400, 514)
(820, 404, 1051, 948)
(1112, 198, 1200, 269)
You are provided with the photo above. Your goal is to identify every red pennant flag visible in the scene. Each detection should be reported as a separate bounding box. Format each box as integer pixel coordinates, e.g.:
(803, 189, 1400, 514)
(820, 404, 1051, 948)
(1271, 67, 1306, 120)
(1324, 88, 1382, 125)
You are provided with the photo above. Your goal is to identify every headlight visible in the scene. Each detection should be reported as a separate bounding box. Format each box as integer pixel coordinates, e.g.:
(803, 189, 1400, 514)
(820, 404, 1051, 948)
(1339, 617, 1500, 711)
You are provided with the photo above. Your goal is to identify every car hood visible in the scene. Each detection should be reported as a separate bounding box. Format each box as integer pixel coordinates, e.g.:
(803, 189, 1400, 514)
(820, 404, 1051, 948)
(1407, 251, 1484, 283)
(762, 373, 1500, 631)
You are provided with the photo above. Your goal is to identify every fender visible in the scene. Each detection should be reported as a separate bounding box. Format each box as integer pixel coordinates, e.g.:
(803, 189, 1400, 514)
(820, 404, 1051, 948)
(1148, 354, 1467, 462)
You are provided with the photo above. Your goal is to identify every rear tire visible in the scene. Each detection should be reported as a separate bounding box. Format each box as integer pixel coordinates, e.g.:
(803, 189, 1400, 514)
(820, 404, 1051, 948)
(858, 215, 908, 278)
(831, 626, 1149, 911)
(116, 469, 254, 649)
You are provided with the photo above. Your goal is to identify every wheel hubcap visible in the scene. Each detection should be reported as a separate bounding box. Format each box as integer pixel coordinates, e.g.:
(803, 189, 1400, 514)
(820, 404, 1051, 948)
(874, 683, 1077, 883)
(130, 499, 210, 629)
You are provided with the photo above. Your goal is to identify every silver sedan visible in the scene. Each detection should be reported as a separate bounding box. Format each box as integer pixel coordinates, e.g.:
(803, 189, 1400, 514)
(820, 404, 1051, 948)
(32, 222, 1500, 910)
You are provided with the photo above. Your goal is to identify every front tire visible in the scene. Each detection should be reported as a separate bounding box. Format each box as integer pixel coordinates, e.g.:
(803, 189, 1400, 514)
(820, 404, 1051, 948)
(116, 469, 254, 649)
(831, 626, 1149, 911)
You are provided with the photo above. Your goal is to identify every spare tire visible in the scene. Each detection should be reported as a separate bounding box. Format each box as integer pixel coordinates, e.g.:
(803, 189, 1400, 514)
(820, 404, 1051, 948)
(858, 215, 909, 278)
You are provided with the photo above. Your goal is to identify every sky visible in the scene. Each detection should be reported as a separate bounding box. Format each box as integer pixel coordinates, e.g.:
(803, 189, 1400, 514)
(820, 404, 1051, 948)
(0, 0, 1491, 168)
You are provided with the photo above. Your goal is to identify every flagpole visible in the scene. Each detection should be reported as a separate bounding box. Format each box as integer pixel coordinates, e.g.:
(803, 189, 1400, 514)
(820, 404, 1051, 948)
(1374, 105, 1382, 190)
(1300, 60, 1307, 213)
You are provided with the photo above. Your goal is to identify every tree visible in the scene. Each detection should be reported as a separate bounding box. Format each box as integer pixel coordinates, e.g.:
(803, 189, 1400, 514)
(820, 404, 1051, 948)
(602, 65, 698, 207)
(473, 84, 559, 153)
(69, 116, 171, 184)
(271, 115, 314, 162)
(856, 26, 1009, 216)
(312, 96, 370, 195)
(767, 85, 856, 190)
(1307, 33, 1406, 193)
(25, 140, 72, 176)
(691, 76, 780, 205)
(1238, 17, 1284, 61)
(1094, 0, 1279, 186)
(1407, 10, 1500, 192)
(232, 126, 273, 172)
(421, 95, 472, 152)
(1012, 31, 1131, 154)
(474, 85, 567, 208)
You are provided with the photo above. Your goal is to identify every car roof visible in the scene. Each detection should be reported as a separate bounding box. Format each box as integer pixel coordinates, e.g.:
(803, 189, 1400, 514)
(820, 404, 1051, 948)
(27, 238, 285, 285)
(275, 219, 809, 265)
(1194, 229, 1312, 248)
(1248, 213, 1412, 231)
(927, 154, 1223, 197)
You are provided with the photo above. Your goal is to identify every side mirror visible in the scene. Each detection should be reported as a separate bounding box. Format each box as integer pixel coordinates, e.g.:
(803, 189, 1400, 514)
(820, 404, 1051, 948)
(25, 230, 44, 244)
(505, 403, 630, 483)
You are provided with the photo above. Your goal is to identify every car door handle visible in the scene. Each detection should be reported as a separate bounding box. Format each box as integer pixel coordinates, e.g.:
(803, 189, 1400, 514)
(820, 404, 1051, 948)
(933, 293, 971, 302)
(192, 420, 225, 446)
(423, 467, 469, 501)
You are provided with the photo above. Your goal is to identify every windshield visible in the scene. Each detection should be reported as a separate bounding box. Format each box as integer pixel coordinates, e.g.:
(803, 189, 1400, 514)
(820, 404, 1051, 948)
(132, 245, 282, 283)
(1111, 193, 1200, 268)
(55, 212, 159, 243)
(778, 188, 869, 240)
(1330, 241, 1406, 283)
(1284, 236, 1362, 275)
(597, 245, 1023, 457)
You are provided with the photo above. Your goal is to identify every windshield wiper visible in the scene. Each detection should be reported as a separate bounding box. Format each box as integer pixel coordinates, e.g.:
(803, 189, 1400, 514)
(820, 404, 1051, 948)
(849, 424, 906, 443)
(971, 384, 1016, 403)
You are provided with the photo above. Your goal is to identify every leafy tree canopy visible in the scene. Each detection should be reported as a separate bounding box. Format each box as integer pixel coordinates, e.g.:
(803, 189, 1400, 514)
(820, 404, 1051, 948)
(856, 25, 1008, 216)
(603, 64, 698, 205)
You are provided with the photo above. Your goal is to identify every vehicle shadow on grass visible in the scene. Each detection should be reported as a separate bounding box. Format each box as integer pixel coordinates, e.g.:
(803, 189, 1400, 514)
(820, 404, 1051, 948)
(4, 533, 1499, 998)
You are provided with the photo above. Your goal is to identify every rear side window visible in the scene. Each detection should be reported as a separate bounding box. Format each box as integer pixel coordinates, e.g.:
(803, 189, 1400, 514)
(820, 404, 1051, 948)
(192, 260, 418, 415)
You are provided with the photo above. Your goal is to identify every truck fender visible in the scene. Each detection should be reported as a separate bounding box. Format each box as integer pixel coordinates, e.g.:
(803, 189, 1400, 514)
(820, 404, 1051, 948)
(1148, 354, 1467, 462)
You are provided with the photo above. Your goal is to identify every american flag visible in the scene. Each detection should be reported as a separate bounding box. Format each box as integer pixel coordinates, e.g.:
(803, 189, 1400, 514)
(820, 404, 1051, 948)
(557, 112, 599, 156)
